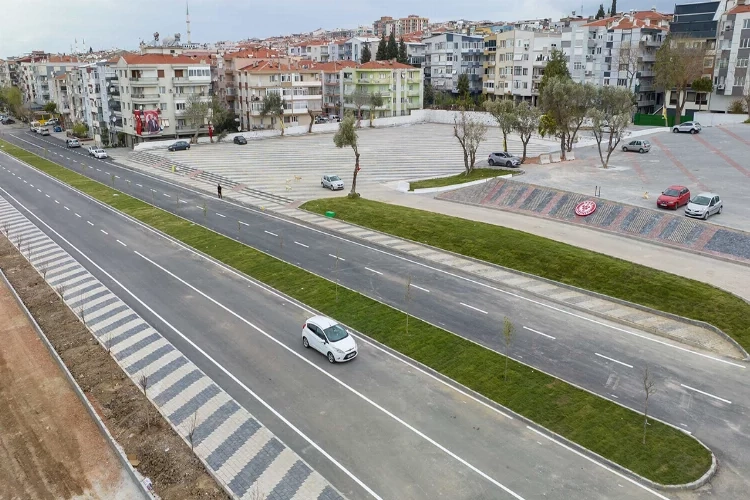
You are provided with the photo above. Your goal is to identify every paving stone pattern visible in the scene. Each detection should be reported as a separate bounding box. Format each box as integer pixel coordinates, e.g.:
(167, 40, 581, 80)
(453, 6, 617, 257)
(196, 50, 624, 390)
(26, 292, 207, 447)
(438, 178, 750, 265)
(0, 196, 344, 500)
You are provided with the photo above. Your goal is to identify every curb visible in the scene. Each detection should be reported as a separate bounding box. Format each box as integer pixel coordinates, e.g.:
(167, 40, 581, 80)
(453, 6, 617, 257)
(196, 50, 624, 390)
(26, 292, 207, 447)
(0, 268, 153, 499)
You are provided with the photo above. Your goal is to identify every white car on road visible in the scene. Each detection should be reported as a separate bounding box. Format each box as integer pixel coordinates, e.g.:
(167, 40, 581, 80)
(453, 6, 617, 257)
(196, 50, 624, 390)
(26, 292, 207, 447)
(92, 148, 108, 159)
(321, 174, 344, 191)
(302, 316, 358, 363)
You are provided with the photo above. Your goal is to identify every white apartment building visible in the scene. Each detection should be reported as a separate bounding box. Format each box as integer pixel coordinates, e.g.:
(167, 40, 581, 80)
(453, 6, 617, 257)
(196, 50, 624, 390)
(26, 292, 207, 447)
(18, 53, 83, 107)
(290, 40, 331, 62)
(482, 28, 547, 102)
(317, 60, 358, 116)
(712, 0, 750, 111)
(341, 37, 381, 62)
(424, 33, 484, 95)
(374, 15, 429, 37)
(113, 54, 212, 147)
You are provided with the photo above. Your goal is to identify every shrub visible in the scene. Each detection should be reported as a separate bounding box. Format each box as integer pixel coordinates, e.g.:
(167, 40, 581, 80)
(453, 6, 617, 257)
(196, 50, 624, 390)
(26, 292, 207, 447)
(727, 99, 746, 114)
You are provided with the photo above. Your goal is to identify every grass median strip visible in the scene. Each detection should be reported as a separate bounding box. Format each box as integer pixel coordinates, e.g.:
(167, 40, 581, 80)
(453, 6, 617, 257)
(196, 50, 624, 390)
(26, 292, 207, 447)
(302, 197, 750, 353)
(408, 168, 519, 191)
(0, 139, 711, 485)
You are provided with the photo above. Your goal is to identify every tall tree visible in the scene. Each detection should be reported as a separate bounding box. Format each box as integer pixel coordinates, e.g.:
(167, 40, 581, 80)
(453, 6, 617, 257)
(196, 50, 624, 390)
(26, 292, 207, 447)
(595, 4, 606, 19)
(655, 35, 706, 125)
(610, 0, 617, 15)
(457, 73, 470, 102)
(453, 108, 488, 174)
(43, 102, 58, 115)
(590, 85, 634, 168)
(209, 96, 232, 141)
(539, 77, 576, 160)
(691, 76, 713, 111)
(259, 92, 285, 136)
(538, 49, 571, 94)
(0, 86, 23, 116)
(398, 38, 408, 64)
(376, 36, 387, 61)
(423, 81, 435, 107)
(345, 87, 371, 128)
(368, 92, 384, 127)
(185, 93, 210, 143)
(333, 112, 361, 198)
(617, 41, 641, 90)
(484, 99, 517, 152)
(386, 31, 398, 60)
(513, 101, 542, 163)
(361, 44, 372, 63)
(566, 82, 597, 151)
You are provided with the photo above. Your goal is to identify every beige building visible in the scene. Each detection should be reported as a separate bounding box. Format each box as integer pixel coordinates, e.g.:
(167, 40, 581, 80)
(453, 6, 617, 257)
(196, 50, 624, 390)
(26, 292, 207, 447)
(374, 15, 429, 37)
(113, 53, 212, 146)
(342, 60, 423, 118)
(215, 46, 285, 114)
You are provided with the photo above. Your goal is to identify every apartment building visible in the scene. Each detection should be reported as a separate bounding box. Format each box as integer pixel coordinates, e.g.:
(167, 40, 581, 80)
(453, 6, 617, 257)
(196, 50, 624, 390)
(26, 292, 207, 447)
(401, 35, 427, 66)
(1, 58, 21, 89)
(374, 15, 429, 37)
(342, 60, 423, 118)
(666, 1, 720, 114)
(424, 33, 484, 95)
(216, 46, 283, 114)
(712, 0, 750, 111)
(318, 60, 358, 116)
(570, 10, 670, 113)
(113, 54, 212, 146)
(237, 60, 323, 130)
(18, 54, 83, 107)
(342, 37, 381, 62)
(0, 59, 9, 88)
(290, 40, 331, 62)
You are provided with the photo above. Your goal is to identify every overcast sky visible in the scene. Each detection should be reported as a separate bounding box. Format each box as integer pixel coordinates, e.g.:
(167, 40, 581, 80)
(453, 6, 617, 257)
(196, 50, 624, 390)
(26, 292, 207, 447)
(0, 0, 675, 58)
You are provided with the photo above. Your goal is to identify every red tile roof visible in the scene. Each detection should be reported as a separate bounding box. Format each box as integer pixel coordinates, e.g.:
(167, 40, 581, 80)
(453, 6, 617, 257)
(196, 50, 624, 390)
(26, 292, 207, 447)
(48, 55, 78, 63)
(311, 60, 358, 72)
(120, 54, 210, 65)
(584, 10, 671, 28)
(728, 5, 750, 14)
(358, 60, 415, 70)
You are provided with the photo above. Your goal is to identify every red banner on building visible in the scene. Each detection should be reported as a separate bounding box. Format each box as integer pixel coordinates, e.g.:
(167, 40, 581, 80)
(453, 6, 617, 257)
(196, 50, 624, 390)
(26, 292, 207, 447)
(133, 109, 162, 136)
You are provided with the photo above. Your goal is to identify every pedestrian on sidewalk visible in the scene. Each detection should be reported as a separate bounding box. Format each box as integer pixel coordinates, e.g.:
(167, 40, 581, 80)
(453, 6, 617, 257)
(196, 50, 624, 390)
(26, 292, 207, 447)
(217, 183, 223, 199)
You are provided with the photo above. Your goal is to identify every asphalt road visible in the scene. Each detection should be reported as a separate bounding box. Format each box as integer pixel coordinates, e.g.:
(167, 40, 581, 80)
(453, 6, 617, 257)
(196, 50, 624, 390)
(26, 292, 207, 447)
(2, 128, 749, 497)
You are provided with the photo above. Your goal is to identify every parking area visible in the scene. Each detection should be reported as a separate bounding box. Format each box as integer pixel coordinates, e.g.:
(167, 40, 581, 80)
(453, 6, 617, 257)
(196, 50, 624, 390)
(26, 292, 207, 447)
(520, 125, 750, 232)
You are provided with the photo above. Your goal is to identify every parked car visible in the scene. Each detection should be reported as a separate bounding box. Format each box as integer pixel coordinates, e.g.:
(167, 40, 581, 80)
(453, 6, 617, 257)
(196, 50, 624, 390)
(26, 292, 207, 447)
(92, 148, 108, 159)
(66, 138, 80, 148)
(233, 135, 247, 145)
(314, 115, 327, 124)
(167, 140, 190, 151)
(657, 185, 690, 209)
(622, 139, 651, 153)
(685, 193, 722, 220)
(53, 125, 62, 132)
(45, 119, 58, 126)
(39, 127, 50, 136)
(672, 121, 702, 134)
(321, 174, 344, 190)
(87, 145, 99, 156)
(1, 118, 15, 124)
(302, 315, 358, 363)
(488, 151, 521, 167)
(328, 114, 340, 122)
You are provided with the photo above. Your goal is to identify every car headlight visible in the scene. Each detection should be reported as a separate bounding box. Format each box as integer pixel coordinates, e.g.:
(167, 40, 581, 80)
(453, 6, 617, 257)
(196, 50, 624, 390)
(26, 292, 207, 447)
(332, 347, 344, 354)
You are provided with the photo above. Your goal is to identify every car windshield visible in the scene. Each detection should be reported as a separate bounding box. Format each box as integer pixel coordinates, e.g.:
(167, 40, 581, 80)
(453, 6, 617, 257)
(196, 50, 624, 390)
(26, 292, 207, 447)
(692, 196, 711, 206)
(329, 176, 341, 181)
(663, 189, 680, 197)
(324, 323, 349, 342)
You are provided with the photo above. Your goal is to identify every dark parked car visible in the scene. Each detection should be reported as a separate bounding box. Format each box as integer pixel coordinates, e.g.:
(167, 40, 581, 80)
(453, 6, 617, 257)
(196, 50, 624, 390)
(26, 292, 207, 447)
(1, 118, 15, 124)
(233, 135, 247, 145)
(168, 140, 190, 151)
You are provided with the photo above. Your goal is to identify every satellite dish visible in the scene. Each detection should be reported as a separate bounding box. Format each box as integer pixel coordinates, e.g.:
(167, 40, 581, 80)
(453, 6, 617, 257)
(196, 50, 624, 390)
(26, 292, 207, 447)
(175, 33, 181, 41)
(153, 32, 160, 41)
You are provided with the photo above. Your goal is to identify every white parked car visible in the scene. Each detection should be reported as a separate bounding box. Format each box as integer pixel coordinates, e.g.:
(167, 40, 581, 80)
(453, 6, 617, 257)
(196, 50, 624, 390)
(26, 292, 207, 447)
(88, 146, 99, 155)
(672, 121, 702, 134)
(92, 148, 108, 159)
(321, 174, 344, 191)
(685, 192, 722, 220)
(302, 316, 358, 363)
(66, 138, 80, 148)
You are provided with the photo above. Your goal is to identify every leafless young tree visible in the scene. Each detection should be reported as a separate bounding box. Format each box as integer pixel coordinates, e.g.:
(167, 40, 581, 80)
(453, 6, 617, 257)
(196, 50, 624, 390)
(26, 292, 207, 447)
(405, 275, 413, 334)
(187, 410, 199, 451)
(655, 35, 707, 125)
(453, 109, 488, 174)
(642, 366, 657, 444)
(345, 87, 371, 128)
(503, 316, 515, 382)
(39, 261, 50, 280)
(617, 41, 641, 91)
(139, 370, 151, 430)
(55, 282, 69, 301)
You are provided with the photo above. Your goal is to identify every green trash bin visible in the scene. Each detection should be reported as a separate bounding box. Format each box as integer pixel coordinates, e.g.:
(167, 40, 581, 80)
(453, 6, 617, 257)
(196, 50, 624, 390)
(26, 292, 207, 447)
(325, 211, 335, 218)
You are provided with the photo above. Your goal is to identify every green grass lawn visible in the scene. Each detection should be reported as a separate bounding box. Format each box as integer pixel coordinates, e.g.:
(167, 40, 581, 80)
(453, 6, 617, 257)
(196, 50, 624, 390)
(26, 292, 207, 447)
(301, 197, 750, 353)
(0, 139, 712, 485)
(409, 168, 518, 191)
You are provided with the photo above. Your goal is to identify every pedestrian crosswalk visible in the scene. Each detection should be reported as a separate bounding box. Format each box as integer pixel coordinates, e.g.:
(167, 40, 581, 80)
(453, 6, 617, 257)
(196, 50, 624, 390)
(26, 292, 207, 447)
(0, 195, 345, 500)
(121, 123, 557, 205)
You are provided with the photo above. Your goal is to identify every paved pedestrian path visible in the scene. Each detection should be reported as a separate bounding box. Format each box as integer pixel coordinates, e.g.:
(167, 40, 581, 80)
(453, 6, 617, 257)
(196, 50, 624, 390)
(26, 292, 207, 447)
(0, 195, 344, 500)
(437, 178, 750, 266)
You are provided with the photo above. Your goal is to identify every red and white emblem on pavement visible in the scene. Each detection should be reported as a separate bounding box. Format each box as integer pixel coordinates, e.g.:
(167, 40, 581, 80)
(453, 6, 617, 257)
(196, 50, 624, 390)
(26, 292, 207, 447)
(575, 200, 597, 216)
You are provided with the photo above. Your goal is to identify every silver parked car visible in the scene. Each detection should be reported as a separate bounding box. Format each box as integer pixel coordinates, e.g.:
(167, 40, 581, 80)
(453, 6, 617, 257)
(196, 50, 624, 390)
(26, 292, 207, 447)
(622, 139, 651, 153)
(488, 152, 521, 167)
(321, 174, 344, 190)
(685, 192, 722, 220)
(672, 121, 702, 134)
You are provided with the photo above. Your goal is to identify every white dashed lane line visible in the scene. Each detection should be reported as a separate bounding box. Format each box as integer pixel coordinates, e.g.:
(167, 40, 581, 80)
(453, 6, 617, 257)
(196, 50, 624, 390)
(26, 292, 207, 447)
(329, 254, 345, 261)
(117, 240, 127, 247)
(594, 353, 633, 369)
(460, 302, 488, 315)
(64, 206, 70, 211)
(100, 229, 108, 235)
(238, 221, 249, 226)
(75, 213, 81, 218)
(216, 213, 226, 218)
(54, 200, 59, 204)
(264, 230, 278, 237)
(87, 221, 94, 226)
(163, 193, 171, 197)
(523, 326, 556, 340)
(136, 183, 143, 187)
(365, 267, 383, 276)
(680, 384, 732, 404)
(410, 284, 430, 293)
(294, 241, 309, 248)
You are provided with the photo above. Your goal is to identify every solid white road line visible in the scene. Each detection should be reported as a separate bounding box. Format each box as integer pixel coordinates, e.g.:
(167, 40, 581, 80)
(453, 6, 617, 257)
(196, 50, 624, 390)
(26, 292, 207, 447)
(594, 353, 633, 369)
(526, 426, 670, 500)
(294, 241, 309, 248)
(680, 384, 732, 404)
(117, 240, 127, 247)
(264, 230, 278, 237)
(100, 229, 108, 235)
(328, 254, 345, 261)
(523, 326, 555, 340)
(87, 221, 94, 226)
(460, 302, 488, 315)
(135, 251, 525, 500)
(365, 267, 382, 275)
(410, 284, 430, 293)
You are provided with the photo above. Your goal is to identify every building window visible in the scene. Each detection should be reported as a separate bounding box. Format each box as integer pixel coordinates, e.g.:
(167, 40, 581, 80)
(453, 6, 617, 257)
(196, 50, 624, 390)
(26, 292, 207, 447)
(744, 19, 750, 29)
(158, 69, 165, 78)
(522, 68, 528, 76)
(176, 102, 186, 110)
(737, 59, 749, 68)
(704, 57, 713, 68)
(574, 62, 583, 70)
(160, 102, 167, 110)
(159, 86, 166, 94)
(741, 38, 750, 49)
(734, 75, 746, 87)
(617, 78, 627, 86)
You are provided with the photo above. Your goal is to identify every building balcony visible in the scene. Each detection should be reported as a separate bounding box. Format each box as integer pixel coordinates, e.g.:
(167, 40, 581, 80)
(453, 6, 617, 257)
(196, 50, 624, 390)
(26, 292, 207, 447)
(640, 37, 663, 47)
(407, 89, 420, 96)
(173, 76, 211, 85)
(132, 93, 161, 103)
(130, 77, 159, 85)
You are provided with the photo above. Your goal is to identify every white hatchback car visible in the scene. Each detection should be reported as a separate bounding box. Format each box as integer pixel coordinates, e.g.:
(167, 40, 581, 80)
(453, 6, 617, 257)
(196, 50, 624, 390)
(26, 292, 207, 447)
(321, 174, 344, 191)
(92, 148, 108, 159)
(302, 316, 358, 363)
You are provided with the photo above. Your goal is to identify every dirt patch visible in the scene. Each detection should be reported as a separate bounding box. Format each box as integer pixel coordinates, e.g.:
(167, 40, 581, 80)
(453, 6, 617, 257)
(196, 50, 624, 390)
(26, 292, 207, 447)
(0, 235, 228, 500)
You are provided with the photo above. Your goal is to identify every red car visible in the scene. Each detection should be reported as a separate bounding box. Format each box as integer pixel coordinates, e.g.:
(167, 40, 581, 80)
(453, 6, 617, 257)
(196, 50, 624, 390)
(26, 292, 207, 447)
(657, 185, 690, 209)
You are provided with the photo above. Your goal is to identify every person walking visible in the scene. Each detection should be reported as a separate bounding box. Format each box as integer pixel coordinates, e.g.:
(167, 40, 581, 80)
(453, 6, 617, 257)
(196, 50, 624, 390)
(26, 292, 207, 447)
(217, 183, 223, 199)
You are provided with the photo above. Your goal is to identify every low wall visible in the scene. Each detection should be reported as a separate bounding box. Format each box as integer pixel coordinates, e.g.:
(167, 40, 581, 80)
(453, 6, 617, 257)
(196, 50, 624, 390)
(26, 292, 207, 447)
(693, 112, 749, 127)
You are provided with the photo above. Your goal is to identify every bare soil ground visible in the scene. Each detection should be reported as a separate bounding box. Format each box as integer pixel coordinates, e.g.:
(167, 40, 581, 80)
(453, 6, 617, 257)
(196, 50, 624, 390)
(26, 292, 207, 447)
(0, 235, 228, 500)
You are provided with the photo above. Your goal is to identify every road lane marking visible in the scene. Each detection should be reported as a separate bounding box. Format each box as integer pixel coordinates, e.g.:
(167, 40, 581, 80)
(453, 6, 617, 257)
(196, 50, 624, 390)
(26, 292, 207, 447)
(294, 241, 309, 248)
(37, 188, 42, 192)
(136, 183, 143, 187)
(64, 206, 70, 211)
(680, 384, 732, 404)
(216, 213, 226, 217)
(100, 229, 108, 235)
(410, 284, 430, 293)
(329, 254, 345, 261)
(523, 326, 556, 340)
(163, 193, 170, 197)
(594, 353, 633, 368)
(264, 230, 278, 237)
(117, 239, 127, 247)
(75, 213, 81, 218)
(96, 168, 100, 171)
(179, 200, 187, 204)
(460, 302, 488, 315)
(365, 267, 382, 275)
(196, 205, 203, 209)
(135, 251, 524, 500)
(238, 221, 249, 226)
(54, 200, 59, 204)
(29, 184, 33, 187)
(526, 426, 669, 500)
(87, 221, 94, 226)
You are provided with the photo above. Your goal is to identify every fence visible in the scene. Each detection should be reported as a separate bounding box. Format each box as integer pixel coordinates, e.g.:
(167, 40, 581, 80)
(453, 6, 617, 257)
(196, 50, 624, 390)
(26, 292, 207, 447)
(633, 113, 691, 128)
